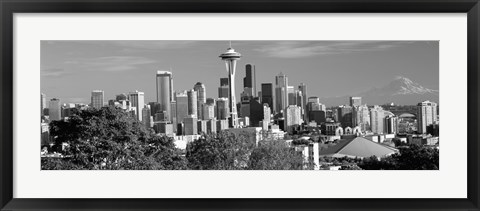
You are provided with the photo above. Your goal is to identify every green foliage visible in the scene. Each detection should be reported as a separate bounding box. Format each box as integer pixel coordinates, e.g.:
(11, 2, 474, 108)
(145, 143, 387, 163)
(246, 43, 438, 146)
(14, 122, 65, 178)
(186, 132, 256, 170)
(43, 107, 186, 170)
(248, 140, 307, 170)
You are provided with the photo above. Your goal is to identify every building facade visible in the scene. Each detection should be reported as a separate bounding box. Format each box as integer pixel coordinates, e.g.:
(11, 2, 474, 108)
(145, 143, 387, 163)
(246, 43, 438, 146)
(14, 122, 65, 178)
(91, 90, 104, 109)
(156, 71, 173, 121)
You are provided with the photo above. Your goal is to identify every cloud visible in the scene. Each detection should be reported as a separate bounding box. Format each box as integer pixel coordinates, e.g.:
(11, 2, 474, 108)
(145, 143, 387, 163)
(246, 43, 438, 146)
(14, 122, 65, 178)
(254, 41, 414, 58)
(74, 56, 157, 72)
(41, 68, 66, 77)
(109, 41, 198, 50)
(73, 56, 157, 72)
(42, 56, 157, 77)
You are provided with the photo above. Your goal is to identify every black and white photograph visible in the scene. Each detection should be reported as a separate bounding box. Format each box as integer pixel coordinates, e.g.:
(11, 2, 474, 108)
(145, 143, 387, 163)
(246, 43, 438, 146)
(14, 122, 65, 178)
(40, 40, 439, 170)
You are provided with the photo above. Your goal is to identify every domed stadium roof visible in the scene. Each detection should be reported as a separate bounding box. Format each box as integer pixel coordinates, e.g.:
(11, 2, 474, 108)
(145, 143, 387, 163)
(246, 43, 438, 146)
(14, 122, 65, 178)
(399, 113, 416, 118)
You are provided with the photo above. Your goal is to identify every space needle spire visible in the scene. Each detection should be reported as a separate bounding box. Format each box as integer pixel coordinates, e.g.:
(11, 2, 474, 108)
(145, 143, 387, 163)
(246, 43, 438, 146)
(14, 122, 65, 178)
(219, 42, 241, 128)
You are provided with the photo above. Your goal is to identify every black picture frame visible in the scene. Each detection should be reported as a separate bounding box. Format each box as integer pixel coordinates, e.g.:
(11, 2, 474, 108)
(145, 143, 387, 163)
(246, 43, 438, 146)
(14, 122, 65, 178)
(1, 0, 479, 210)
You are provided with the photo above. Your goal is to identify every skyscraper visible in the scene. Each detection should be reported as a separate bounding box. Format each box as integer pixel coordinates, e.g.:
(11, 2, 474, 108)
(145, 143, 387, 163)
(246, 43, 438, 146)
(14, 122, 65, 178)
(417, 100, 438, 134)
(298, 83, 307, 120)
(129, 90, 145, 121)
(370, 105, 385, 134)
(249, 98, 264, 127)
(91, 90, 104, 109)
(285, 105, 302, 133)
(337, 105, 353, 127)
(350, 96, 362, 107)
(175, 91, 188, 124)
(184, 116, 198, 135)
(187, 89, 198, 118)
(219, 45, 241, 128)
(156, 71, 173, 121)
(170, 101, 177, 132)
(49, 98, 61, 121)
(287, 86, 296, 106)
(216, 98, 229, 120)
(353, 105, 370, 132)
(193, 82, 206, 120)
(41, 93, 46, 117)
(275, 73, 288, 114)
(218, 78, 229, 98)
(243, 64, 256, 97)
(306, 97, 326, 123)
(385, 115, 398, 134)
(142, 105, 152, 128)
(202, 104, 215, 120)
(261, 83, 273, 112)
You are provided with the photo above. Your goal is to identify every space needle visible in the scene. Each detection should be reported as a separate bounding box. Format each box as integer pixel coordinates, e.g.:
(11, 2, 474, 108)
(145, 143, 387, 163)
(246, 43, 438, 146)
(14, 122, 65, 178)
(219, 42, 241, 128)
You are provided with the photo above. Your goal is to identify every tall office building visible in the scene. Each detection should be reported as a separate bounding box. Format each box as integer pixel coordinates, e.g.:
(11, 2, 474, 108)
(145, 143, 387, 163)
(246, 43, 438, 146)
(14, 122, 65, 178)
(129, 90, 145, 121)
(243, 64, 256, 97)
(239, 91, 251, 118)
(218, 78, 229, 98)
(142, 105, 152, 128)
(285, 105, 302, 133)
(219, 46, 241, 128)
(49, 98, 61, 121)
(207, 119, 217, 134)
(193, 82, 206, 120)
(175, 91, 189, 124)
(298, 83, 307, 120)
(202, 104, 215, 120)
(249, 98, 263, 127)
(261, 83, 273, 112)
(156, 71, 173, 121)
(306, 97, 326, 123)
(287, 86, 296, 106)
(337, 105, 353, 127)
(216, 98, 229, 120)
(263, 103, 271, 124)
(91, 90, 104, 109)
(417, 100, 438, 134)
(353, 105, 370, 132)
(370, 105, 385, 134)
(184, 116, 198, 135)
(187, 89, 198, 118)
(385, 115, 398, 134)
(350, 96, 362, 107)
(275, 73, 288, 114)
(170, 101, 177, 132)
(41, 93, 47, 117)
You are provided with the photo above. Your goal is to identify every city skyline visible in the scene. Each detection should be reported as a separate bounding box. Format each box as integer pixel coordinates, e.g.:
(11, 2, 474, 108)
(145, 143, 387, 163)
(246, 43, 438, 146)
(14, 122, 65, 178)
(41, 40, 440, 171)
(41, 41, 439, 105)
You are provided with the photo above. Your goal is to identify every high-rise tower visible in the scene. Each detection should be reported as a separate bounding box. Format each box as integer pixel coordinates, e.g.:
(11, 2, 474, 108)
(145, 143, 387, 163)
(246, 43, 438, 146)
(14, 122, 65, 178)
(193, 82, 206, 119)
(129, 90, 145, 121)
(275, 73, 288, 114)
(244, 64, 256, 97)
(91, 90, 104, 109)
(219, 45, 241, 128)
(156, 71, 173, 121)
(417, 100, 438, 134)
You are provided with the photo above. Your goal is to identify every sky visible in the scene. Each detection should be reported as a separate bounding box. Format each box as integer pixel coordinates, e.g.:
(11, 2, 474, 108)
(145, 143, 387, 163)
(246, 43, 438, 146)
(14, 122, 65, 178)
(41, 40, 439, 105)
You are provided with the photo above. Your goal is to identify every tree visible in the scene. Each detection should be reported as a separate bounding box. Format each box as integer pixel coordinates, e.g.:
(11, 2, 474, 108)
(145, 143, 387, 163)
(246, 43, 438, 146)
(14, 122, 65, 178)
(186, 132, 256, 170)
(359, 144, 439, 170)
(393, 144, 439, 170)
(247, 140, 308, 170)
(43, 107, 186, 170)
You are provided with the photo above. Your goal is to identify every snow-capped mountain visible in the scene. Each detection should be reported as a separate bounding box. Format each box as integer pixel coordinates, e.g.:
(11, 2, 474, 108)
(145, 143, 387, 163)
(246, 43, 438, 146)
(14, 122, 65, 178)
(319, 76, 439, 106)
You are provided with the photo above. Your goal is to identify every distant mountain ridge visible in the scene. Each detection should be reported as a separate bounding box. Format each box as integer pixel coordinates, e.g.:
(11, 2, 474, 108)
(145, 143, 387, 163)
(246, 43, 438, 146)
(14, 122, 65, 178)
(319, 76, 439, 106)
